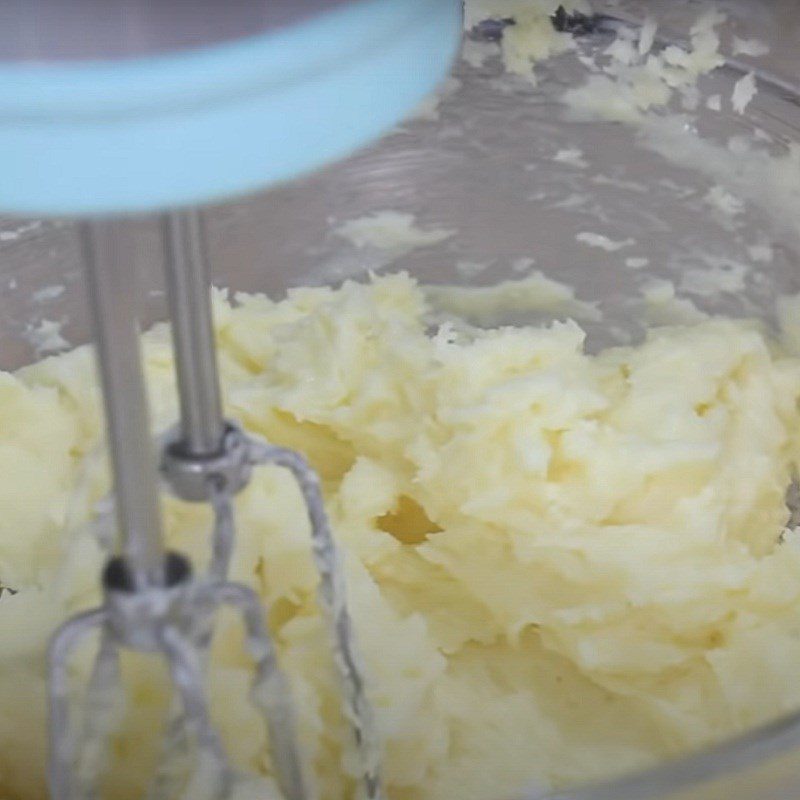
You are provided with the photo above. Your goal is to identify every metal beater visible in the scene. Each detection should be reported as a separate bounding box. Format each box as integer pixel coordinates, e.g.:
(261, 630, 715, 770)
(47, 211, 381, 800)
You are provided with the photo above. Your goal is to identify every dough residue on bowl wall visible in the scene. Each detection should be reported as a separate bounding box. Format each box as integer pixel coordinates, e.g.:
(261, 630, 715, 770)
(425, 270, 603, 325)
(333, 211, 455, 253)
(23, 319, 69, 357)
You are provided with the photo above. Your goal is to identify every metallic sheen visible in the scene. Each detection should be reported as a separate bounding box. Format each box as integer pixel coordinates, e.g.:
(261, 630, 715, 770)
(81, 219, 165, 590)
(163, 210, 224, 458)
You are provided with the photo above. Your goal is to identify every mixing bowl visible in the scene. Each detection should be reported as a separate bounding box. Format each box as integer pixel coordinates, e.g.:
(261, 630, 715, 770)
(2, 1, 800, 798)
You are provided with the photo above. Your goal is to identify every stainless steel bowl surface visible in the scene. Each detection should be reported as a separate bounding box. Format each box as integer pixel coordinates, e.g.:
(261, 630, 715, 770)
(2, 2, 800, 798)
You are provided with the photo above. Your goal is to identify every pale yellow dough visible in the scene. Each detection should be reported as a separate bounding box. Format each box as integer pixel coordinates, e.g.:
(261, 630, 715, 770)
(2, 273, 800, 800)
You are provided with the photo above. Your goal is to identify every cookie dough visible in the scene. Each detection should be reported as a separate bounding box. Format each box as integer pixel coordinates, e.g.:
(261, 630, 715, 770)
(2, 273, 800, 800)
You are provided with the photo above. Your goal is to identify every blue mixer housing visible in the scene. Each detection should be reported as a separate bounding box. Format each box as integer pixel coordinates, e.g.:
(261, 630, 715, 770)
(0, 0, 460, 216)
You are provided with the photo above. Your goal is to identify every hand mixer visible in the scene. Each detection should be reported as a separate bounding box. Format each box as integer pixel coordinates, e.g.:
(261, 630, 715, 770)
(0, 1, 460, 797)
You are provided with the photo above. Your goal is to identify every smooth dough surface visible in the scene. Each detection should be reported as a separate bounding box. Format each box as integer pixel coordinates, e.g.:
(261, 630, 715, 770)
(2, 273, 800, 800)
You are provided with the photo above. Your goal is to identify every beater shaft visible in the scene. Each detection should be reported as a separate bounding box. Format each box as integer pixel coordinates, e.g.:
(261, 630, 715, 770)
(81, 220, 165, 590)
(160, 209, 253, 506)
(162, 210, 225, 457)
